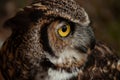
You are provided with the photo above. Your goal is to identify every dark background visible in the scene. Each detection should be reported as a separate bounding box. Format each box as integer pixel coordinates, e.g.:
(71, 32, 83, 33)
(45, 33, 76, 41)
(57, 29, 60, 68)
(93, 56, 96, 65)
(0, 0, 120, 53)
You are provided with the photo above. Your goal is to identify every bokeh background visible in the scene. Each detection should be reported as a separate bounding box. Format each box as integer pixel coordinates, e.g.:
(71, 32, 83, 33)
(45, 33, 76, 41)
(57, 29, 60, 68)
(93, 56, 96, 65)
(0, 0, 120, 53)
(0, 0, 120, 79)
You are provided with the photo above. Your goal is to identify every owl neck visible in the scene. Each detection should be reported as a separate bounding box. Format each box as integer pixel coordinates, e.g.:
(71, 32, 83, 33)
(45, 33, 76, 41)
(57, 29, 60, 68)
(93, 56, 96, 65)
(41, 58, 81, 80)
(47, 68, 79, 80)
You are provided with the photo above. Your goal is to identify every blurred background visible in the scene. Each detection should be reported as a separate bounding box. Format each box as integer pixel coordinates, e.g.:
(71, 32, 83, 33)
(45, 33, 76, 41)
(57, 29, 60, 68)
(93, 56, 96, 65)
(78, 0, 120, 54)
(0, 0, 120, 79)
(0, 0, 120, 53)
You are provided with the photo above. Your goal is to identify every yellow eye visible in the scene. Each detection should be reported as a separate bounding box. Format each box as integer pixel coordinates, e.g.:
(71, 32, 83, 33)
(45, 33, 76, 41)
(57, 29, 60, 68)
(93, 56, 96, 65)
(58, 24, 71, 37)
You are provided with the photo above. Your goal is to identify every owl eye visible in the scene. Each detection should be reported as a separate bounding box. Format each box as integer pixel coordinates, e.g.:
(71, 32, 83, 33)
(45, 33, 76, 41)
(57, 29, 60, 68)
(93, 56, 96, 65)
(58, 23, 71, 37)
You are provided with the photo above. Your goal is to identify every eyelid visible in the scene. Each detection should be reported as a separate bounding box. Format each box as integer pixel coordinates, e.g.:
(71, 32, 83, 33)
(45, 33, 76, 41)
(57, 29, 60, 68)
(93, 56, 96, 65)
(56, 21, 67, 29)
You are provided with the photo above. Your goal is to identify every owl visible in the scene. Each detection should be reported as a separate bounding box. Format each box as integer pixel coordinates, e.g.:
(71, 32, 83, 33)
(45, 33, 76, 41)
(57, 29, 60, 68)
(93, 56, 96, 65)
(0, 0, 120, 80)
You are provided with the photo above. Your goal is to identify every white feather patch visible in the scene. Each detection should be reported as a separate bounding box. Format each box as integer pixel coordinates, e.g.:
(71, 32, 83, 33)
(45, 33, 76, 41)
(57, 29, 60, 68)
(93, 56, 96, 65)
(46, 68, 80, 80)
(47, 48, 87, 67)
(45, 48, 87, 80)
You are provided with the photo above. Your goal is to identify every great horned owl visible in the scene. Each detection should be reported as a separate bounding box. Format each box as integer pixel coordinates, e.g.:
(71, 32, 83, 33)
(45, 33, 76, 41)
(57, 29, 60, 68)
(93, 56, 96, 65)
(0, 0, 120, 80)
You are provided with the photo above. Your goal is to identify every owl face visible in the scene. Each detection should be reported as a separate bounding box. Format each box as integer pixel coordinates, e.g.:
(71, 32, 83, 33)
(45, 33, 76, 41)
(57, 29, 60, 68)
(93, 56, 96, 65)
(3, 0, 96, 70)
(41, 19, 95, 68)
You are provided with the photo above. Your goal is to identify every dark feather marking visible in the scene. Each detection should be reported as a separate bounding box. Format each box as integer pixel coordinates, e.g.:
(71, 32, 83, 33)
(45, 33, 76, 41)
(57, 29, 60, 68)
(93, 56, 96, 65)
(40, 23, 57, 57)
(29, 10, 45, 22)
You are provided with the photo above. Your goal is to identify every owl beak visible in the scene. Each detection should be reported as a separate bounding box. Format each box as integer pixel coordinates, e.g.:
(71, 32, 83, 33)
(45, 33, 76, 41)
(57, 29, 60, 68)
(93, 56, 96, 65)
(75, 37, 96, 54)
(74, 45, 88, 53)
(90, 37, 96, 50)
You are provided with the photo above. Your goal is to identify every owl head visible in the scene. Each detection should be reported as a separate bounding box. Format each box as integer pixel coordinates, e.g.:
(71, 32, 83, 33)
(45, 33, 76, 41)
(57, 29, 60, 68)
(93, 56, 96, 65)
(4, 0, 95, 69)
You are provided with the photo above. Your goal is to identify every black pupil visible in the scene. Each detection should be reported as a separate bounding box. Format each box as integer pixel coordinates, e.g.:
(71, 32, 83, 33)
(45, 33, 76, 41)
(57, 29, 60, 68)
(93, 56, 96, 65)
(62, 25, 67, 32)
